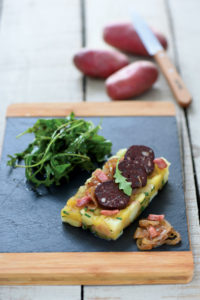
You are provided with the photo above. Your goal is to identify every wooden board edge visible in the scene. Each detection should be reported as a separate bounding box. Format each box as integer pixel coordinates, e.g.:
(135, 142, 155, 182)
(6, 102, 175, 117)
(0, 251, 193, 285)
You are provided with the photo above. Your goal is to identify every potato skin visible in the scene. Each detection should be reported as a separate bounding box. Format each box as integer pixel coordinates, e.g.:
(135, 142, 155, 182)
(103, 23, 168, 56)
(105, 61, 158, 100)
(73, 48, 129, 78)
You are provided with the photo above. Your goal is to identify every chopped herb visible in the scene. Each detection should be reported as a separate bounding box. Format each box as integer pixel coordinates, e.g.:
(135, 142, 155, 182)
(89, 209, 95, 212)
(116, 217, 122, 220)
(63, 210, 69, 215)
(84, 207, 88, 211)
(144, 192, 149, 196)
(114, 159, 132, 196)
(7, 113, 112, 187)
(82, 224, 87, 230)
(162, 179, 165, 185)
(140, 205, 145, 212)
(85, 213, 91, 218)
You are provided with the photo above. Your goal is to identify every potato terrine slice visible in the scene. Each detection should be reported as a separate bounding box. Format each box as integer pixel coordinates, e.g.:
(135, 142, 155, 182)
(61, 148, 170, 240)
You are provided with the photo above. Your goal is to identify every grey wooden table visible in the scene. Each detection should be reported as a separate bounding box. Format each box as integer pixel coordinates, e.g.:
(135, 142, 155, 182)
(0, 0, 200, 299)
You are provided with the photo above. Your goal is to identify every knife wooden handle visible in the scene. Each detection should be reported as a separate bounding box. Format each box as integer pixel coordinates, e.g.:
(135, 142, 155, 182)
(154, 50, 192, 107)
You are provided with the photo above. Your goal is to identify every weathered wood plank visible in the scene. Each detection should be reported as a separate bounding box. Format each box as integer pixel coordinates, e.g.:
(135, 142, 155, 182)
(0, 0, 82, 148)
(0, 0, 82, 102)
(85, 0, 175, 103)
(168, 0, 200, 197)
(0, 286, 81, 300)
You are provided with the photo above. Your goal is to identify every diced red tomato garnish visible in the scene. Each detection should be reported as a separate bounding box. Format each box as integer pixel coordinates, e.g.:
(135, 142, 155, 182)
(101, 209, 120, 216)
(148, 225, 159, 238)
(147, 214, 165, 221)
(153, 158, 168, 169)
(94, 169, 109, 182)
(76, 196, 91, 207)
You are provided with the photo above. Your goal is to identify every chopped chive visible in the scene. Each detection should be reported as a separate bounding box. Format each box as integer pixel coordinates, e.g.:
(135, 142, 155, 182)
(84, 207, 88, 211)
(116, 217, 122, 220)
(82, 224, 87, 230)
(144, 192, 149, 196)
(141, 205, 145, 212)
(85, 213, 91, 218)
(89, 209, 95, 212)
(63, 210, 69, 215)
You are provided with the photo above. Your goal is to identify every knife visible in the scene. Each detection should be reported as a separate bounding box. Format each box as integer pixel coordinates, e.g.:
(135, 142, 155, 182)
(132, 12, 192, 107)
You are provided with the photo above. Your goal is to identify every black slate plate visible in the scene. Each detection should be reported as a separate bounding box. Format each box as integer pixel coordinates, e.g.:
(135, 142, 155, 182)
(0, 116, 189, 253)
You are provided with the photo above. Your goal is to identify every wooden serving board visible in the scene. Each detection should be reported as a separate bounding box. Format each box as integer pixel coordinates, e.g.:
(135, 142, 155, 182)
(0, 101, 193, 285)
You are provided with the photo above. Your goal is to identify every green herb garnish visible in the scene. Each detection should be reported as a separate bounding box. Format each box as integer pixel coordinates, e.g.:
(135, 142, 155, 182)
(89, 209, 95, 212)
(144, 192, 149, 196)
(85, 213, 91, 218)
(116, 217, 122, 220)
(82, 224, 87, 230)
(7, 113, 112, 187)
(63, 210, 69, 215)
(114, 159, 132, 196)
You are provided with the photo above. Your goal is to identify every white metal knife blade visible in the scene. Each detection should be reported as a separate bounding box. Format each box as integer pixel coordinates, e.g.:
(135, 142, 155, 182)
(132, 12, 163, 55)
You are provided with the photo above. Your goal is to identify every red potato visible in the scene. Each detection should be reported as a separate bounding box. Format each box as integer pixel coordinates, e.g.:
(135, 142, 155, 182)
(73, 48, 129, 78)
(103, 22, 168, 56)
(105, 61, 158, 100)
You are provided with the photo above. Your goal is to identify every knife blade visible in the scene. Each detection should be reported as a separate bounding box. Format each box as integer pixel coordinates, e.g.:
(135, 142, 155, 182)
(132, 12, 192, 107)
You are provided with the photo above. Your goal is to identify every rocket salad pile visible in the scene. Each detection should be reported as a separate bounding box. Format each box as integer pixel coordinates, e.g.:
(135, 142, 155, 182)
(7, 113, 112, 187)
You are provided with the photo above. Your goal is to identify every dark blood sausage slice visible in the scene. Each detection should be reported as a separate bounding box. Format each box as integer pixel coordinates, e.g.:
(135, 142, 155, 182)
(118, 160, 147, 188)
(125, 145, 155, 175)
(95, 180, 130, 210)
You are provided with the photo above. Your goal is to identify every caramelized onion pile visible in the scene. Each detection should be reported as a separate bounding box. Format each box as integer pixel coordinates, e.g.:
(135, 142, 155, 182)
(134, 214, 181, 250)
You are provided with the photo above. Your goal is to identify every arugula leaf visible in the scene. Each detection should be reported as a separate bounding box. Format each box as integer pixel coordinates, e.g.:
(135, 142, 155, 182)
(7, 113, 112, 187)
(114, 160, 132, 196)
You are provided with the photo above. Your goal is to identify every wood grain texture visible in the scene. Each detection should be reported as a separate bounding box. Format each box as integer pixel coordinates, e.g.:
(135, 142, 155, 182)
(0, 0, 82, 151)
(154, 50, 192, 107)
(180, 109, 200, 296)
(169, 0, 200, 199)
(0, 286, 81, 300)
(0, 0, 82, 102)
(6, 101, 175, 117)
(0, 252, 193, 285)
